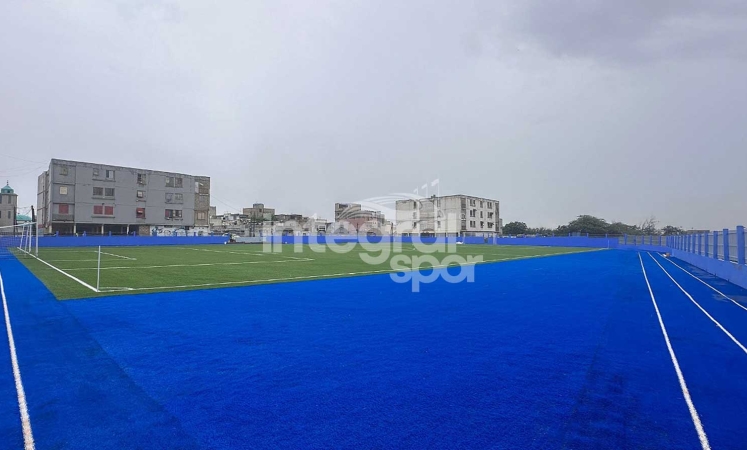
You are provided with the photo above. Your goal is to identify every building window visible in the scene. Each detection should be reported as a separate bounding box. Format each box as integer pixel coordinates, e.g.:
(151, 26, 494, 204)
(93, 168, 99, 177)
(469, 199, 475, 206)
(0, 196, 2, 204)
(105, 170, 115, 180)
(488, 212, 494, 219)
(58, 204, 69, 214)
(6, 211, 10, 219)
(412, 212, 416, 219)
(437, 221, 441, 229)
(480, 201, 484, 208)
(487, 202, 492, 208)
(174, 193, 183, 203)
(60, 166, 68, 176)
(165, 209, 182, 219)
(165, 193, 173, 203)
(93, 187, 104, 196)
(480, 221, 484, 228)
(104, 188, 115, 197)
(175, 177, 183, 188)
(105, 206, 114, 215)
(59, 186, 68, 195)
(197, 211, 206, 220)
(93, 205, 103, 215)
(136, 208, 145, 219)
(136, 190, 145, 199)
(480, 211, 483, 218)
(137, 173, 146, 185)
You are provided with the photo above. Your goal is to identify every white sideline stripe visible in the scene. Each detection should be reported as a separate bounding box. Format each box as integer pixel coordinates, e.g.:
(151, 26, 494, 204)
(181, 247, 267, 256)
(98, 251, 136, 261)
(62, 258, 316, 271)
(96, 250, 596, 292)
(648, 253, 747, 356)
(638, 254, 709, 450)
(19, 249, 98, 292)
(662, 257, 747, 312)
(0, 272, 36, 450)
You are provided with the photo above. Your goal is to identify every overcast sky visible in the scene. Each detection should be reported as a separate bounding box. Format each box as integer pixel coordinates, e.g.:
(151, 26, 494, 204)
(1, 1, 745, 229)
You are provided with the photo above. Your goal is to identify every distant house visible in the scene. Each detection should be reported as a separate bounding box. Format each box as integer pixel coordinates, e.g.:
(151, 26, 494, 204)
(16, 214, 32, 225)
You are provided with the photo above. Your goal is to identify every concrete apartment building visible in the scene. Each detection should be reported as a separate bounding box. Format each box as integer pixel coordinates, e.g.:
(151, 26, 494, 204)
(333, 202, 388, 234)
(395, 195, 501, 237)
(0, 183, 18, 228)
(37, 159, 210, 235)
(242, 203, 275, 221)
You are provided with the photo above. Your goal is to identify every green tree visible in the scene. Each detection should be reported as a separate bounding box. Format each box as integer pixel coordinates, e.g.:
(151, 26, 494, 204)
(661, 225, 685, 236)
(503, 221, 529, 235)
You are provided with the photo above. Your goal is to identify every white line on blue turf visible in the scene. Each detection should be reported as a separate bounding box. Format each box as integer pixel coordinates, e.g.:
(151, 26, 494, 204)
(648, 253, 747, 355)
(661, 256, 747, 312)
(0, 272, 36, 450)
(638, 253, 710, 450)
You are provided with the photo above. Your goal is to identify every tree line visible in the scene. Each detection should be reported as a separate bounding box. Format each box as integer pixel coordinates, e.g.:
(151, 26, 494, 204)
(502, 215, 685, 237)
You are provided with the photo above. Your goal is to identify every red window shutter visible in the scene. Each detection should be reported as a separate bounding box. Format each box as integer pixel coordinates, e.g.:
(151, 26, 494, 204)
(104, 206, 114, 215)
(93, 205, 103, 215)
(59, 204, 69, 214)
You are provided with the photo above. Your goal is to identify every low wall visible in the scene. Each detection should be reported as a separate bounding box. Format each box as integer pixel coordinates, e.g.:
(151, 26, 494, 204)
(38, 235, 228, 247)
(672, 249, 747, 290)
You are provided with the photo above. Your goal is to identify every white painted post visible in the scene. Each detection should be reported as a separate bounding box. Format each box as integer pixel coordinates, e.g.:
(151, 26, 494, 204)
(96, 246, 101, 292)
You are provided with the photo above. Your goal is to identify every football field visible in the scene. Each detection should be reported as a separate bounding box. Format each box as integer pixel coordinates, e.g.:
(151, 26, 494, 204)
(17, 243, 592, 299)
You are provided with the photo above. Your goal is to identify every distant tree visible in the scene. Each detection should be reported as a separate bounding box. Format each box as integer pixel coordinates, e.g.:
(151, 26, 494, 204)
(528, 227, 553, 236)
(661, 225, 685, 236)
(639, 216, 659, 235)
(564, 215, 610, 236)
(503, 221, 529, 235)
(607, 221, 641, 236)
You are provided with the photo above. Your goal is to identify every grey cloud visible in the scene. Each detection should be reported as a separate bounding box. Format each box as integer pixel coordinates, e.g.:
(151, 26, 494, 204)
(475, 0, 747, 63)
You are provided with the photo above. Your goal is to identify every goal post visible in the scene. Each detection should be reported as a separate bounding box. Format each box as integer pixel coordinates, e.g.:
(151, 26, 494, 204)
(0, 222, 38, 259)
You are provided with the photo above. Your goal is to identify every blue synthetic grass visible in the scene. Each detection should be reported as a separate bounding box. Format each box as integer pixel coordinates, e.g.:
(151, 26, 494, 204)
(1, 250, 747, 448)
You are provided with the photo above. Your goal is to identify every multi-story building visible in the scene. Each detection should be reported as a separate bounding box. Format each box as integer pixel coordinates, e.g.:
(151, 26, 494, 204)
(242, 203, 275, 221)
(333, 203, 386, 234)
(0, 183, 18, 228)
(395, 195, 500, 237)
(37, 159, 210, 235)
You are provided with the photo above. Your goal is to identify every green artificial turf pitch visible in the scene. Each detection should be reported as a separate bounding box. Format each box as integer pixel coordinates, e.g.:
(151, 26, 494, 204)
(16, 244, 596, 300)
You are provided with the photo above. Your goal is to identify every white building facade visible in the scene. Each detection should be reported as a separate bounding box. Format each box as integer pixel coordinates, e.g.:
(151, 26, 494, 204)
(395, 195, 500, 237)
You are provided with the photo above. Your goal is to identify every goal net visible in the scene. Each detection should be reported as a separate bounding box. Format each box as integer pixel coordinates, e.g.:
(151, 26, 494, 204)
(0, 223, 38, 260)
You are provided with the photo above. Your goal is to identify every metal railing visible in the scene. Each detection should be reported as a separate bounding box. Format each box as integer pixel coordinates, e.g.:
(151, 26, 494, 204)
(668, 225, 746, 266)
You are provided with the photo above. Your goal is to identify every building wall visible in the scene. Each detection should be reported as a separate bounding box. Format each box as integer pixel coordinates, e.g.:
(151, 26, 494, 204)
(39, 159, 210, 234)
(0, 192, 18, 228)
(396, 195, 500, 237)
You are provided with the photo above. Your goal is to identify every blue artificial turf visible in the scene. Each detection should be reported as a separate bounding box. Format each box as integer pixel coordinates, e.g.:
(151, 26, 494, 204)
(1, 250, 746, 448)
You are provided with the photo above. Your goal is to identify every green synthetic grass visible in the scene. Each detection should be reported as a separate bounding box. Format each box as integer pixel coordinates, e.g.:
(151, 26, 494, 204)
(16, 244, 597, 300)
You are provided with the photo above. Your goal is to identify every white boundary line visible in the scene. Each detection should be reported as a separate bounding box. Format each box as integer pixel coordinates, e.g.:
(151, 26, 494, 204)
(638, 253, 709, 450)
(662, 257, 747, 312)
(0, 272, 36, 450)
(19, 249, 98, 292)
(62, 258, 316, 271)
(99, 251, 136, 261)
(647, 253, 747, 355)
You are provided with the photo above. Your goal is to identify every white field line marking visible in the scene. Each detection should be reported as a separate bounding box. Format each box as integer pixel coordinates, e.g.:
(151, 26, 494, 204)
(648, 253, 747, 355)
(62, 258, 316, 271)
(180, 247, 268, 256)
(94, 249, 597, 292)
(638, 254, 709, 450)
(18, 249, 98, 292)
(98, 251, 136, 261)
(662, 257, 747, 312)
(0, 272, 36, 450)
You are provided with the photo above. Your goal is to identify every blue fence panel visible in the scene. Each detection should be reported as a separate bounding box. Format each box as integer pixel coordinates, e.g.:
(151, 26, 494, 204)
(38, 235, 228, 248)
